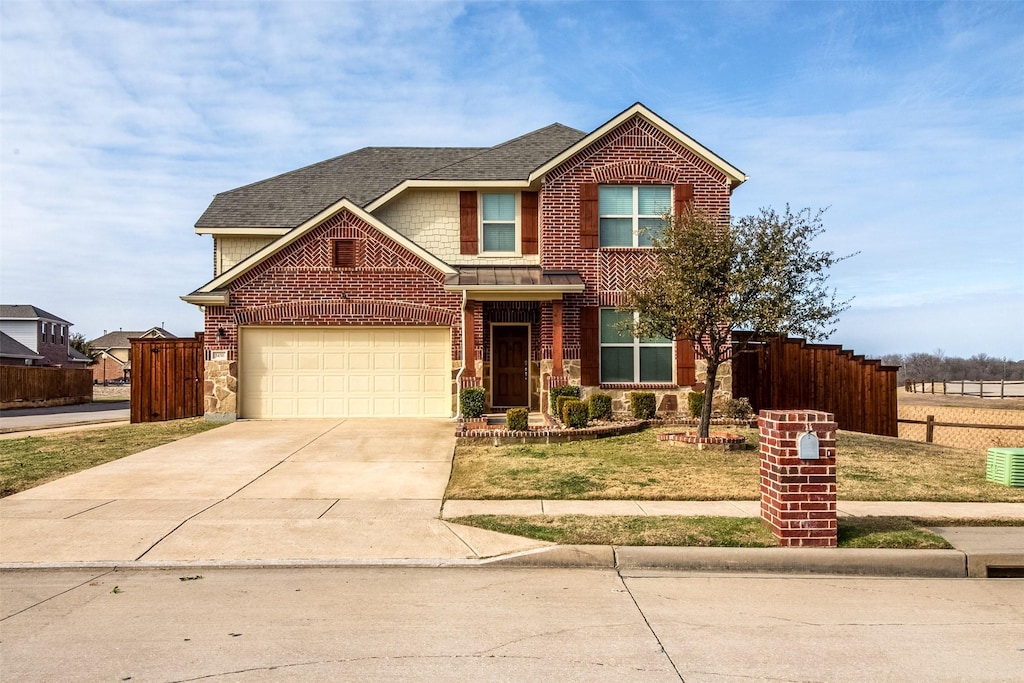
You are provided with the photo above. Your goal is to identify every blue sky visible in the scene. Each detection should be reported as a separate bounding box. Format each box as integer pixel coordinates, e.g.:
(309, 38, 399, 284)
(1, 1, 1021, 358)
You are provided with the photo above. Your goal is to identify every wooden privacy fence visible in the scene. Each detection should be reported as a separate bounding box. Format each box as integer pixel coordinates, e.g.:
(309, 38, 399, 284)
(130, 335, 204, 423)
(732, 334, 899, 436)
(0, 366, 92, 407)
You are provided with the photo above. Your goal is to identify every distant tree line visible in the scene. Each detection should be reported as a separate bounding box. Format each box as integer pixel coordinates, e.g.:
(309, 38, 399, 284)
(879, 352, 1024, 383)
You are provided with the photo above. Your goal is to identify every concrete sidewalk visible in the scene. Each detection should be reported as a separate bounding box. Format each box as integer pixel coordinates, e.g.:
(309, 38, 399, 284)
(0, 401, 130, 434)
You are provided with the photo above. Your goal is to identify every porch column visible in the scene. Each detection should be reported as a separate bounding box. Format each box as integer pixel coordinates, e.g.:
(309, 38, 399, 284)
(552, 299, 564, 376)
(463, 300, 476, 377)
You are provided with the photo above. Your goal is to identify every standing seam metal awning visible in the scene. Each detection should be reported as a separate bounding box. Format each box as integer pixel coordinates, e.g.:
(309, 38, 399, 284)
(444, 267, 584, 297)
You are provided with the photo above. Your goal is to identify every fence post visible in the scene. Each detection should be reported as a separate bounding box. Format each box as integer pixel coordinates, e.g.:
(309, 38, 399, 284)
(925, 415, 935, 443)
(1001, 380, 1005, 399)
(980, 379, 984, 398)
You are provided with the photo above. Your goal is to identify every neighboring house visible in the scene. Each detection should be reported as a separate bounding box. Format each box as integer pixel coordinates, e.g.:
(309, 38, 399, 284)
(183, 103, 747, 420)
(89, 327, 177, 383)
(0, 305, 90, 367)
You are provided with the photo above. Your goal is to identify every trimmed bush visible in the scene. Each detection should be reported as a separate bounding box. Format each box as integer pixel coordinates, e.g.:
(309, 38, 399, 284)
(721, 397, 753, 420)
(506, 407, 529, 432)
(460, 387, 486, 419)
(561, 399, 589, 428)
(555, 395, 575, 420)
(630, 391, 656, 419)
(687, 391, 704, 418)
(548, 383, 580, 414)
(588, 393, 612, 421)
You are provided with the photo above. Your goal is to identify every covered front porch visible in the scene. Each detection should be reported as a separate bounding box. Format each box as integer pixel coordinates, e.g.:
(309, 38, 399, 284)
(445, 267, 585, 413)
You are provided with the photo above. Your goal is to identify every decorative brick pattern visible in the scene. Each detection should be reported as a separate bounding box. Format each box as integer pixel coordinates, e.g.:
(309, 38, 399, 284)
(758, 410, 838, 548)
(539, 114, 732, 359)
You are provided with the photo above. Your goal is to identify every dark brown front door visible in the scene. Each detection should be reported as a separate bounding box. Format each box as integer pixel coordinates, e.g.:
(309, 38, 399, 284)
(492, 325, 529, 407)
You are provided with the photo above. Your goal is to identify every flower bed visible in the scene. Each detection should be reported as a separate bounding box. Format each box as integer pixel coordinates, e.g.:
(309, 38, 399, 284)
(657, 431, 748, 451)
(455, 415, 755, 446)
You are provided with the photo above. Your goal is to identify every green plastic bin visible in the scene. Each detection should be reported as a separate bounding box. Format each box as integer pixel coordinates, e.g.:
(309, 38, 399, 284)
(986, 447, 1024, 487)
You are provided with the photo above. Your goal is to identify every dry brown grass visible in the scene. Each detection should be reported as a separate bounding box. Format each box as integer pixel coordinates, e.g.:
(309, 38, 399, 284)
(446, 426, 1024, 502)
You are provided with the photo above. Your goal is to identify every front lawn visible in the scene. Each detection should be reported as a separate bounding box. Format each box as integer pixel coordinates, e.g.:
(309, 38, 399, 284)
(449, 514, 969, 549)
(446, 426, 1024, 502)
(0, 418, 223, 497)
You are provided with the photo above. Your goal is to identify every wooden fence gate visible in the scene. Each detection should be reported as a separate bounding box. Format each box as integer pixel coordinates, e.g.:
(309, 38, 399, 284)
(732, 334, 899, 436)
(130, 334, 204, 423)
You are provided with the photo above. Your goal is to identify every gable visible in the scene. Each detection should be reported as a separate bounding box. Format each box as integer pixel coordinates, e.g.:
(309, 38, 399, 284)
(531, 103, 746, 189)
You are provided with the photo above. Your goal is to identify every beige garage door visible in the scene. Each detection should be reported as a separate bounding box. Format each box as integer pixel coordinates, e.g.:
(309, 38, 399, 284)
(239, 327, 451, 418)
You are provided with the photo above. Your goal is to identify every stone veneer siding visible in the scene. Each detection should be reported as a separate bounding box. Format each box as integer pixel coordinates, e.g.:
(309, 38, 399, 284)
(373, 190, 540, 267)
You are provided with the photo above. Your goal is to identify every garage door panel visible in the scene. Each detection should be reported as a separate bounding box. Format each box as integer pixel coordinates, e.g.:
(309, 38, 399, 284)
(240, 327, 451, 418)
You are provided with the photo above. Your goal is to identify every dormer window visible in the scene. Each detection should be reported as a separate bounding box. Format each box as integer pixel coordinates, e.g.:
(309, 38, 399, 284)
(599, 185, 671, 247)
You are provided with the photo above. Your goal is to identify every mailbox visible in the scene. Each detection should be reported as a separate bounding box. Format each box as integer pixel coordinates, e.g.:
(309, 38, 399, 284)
(798, 431, 820, 460)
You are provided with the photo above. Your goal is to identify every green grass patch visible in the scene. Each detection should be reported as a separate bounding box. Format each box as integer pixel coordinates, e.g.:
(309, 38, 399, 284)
(449, 515, 1018, 549)
(450, 514, 778, 547)
(0, 418, 223, 497)
(446, 426, 1024, 502)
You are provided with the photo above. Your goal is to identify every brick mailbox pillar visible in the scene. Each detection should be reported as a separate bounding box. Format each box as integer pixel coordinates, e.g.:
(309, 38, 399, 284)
(759, 410, 838, 547)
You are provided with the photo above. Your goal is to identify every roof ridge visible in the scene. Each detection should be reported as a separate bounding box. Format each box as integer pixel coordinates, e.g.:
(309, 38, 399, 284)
(422, 122, 584, 177)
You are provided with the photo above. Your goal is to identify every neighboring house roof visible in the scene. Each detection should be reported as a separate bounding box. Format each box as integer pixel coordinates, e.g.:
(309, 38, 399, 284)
(67, 347, 91, 363)
(0, 331, 44, 360)
(0, 304, 72, 325)
(89, 327, 176, 349)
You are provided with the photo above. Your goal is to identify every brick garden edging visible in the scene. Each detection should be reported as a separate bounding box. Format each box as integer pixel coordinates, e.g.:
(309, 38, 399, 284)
(455, 416, 757, 445)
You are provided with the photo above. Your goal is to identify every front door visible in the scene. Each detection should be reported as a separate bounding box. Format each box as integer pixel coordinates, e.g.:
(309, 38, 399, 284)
(492, 325, 529, 407)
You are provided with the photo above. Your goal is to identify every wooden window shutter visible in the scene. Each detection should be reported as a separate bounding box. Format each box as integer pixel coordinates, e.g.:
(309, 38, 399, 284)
(580, 306, 600, 386)
(676, 338, 696, 386)
(580, 183, 598, 249)
(459, 191, 478, 254)
(332, 239, 357, 268)
(521, 191, 539, 255)
(674, 183, 694, 216)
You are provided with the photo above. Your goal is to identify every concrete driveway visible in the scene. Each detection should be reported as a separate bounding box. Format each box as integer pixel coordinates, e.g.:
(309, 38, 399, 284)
(0, 419, 547, 565)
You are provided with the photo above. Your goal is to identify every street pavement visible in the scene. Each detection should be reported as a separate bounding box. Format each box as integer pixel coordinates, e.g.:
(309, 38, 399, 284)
(0, 401, 129, 434)
(2, 567, 1022, 681)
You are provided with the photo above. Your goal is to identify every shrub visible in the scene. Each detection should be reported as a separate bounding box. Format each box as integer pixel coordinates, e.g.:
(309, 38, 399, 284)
(555, 395, 574, 420)
(548, 383, 580, 414)
(588, 393, 612, 420)
(561, 399, 589, 428)
(630, 391, 656, 419)
(460, 387, 486, 419)
(721, 397, 754, 420)
(506, 407, 529, 432)
(687, 391, 704, 418)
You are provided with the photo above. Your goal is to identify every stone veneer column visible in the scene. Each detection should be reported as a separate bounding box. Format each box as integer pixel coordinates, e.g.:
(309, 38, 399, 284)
(759, 410, 838, 547)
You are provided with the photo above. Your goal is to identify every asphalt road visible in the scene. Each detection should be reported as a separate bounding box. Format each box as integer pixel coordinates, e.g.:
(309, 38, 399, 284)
(0, 401, 129, 433)
(2, 567, 1021, 681)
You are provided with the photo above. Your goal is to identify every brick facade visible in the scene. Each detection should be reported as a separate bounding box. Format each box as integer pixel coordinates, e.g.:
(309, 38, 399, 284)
(196, 108, 740, 419)
(759, 410, 838, 547)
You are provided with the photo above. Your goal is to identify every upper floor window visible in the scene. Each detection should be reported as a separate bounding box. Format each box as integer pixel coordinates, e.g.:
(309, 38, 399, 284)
(599, 185, 671, 247)
(599, 309, 673, 383)
(481, 193, 517, 253)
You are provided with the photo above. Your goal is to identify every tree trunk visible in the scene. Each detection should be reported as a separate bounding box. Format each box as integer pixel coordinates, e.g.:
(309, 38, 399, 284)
(699, 359, 719, 438)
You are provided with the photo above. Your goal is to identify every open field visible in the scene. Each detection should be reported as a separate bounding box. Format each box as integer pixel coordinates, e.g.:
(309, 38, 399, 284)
(0, 418, 222, 497)
(447, 426, 1024, 502)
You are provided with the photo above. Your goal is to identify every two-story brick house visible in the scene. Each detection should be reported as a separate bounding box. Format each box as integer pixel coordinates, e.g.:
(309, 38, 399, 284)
(183, 104, 746, 420)
(0, 305, 91, 367)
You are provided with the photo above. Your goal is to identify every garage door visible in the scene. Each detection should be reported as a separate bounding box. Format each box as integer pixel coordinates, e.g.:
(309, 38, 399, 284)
(239, 327, 451, 418)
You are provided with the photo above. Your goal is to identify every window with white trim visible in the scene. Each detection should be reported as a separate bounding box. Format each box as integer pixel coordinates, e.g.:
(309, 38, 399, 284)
(599, 309, 673, 383)
(480, 193, 518, 253)
(599, 185, 671, 247)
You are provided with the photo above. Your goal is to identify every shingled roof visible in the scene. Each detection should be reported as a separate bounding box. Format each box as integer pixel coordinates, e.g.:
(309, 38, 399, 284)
(0, 305, 71, 324)
(195, 123, 586, 230)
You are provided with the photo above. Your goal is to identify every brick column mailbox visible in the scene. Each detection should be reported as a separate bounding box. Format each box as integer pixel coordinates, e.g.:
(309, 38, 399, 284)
(759, 410, 838, 547)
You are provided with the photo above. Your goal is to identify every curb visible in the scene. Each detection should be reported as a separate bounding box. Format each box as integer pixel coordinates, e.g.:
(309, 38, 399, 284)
(0, 418, 129, 435)
(2, 546, 996, 578)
